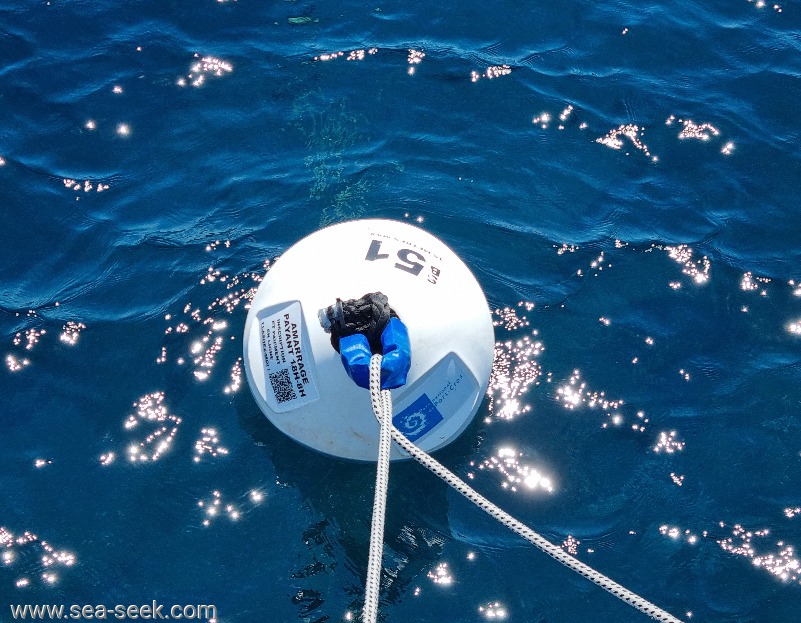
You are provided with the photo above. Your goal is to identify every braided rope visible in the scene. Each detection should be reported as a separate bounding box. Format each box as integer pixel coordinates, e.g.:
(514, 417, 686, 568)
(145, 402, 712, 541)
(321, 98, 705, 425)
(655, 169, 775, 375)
(362, 356, 393, 623)
(366, 354, 684, 623)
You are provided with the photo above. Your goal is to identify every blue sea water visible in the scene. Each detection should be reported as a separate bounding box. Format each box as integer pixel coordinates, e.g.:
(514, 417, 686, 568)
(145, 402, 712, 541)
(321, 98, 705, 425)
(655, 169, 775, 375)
(2, 0, 801, 621)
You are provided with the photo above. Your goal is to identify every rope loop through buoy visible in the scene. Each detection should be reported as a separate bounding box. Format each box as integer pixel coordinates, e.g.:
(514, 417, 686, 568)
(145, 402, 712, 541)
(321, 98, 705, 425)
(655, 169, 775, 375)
(363, 354, 684, 623)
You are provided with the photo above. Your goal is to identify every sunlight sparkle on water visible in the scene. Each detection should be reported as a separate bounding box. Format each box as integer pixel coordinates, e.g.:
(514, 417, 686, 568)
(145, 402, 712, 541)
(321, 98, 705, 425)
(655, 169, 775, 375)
(198, 490, 241, 526)
(124, 392, 181, 462)
(493, 304, 532, 331)
(62, 178, 109, 194)
(0, 527, 76, 589)
(741, 272, 759, 291)
(786, 320, 801, 335)
(556, 369, 623, 412)
(198, 487, 267, 526)
(747, 0, 783, 11)
(677, 119, 720, 141)
(59, 321, 86, 345)
(596, 124, 656, 160)
(471, 65, 511, 82)
(314, 48, 378, 62)
(205, 239, 231, 252)
(653, 430, 685, 453)
(193, 336, 223, 380)
(661, 244, 710, 284)
(160, 258, 261, 391)
(99, 452, 115, 466)
(671, 472, 685, 486)
(6, 354, 31, 372)
(407, 49, 425, 75)
(562, 535, 580, 555)
(530, 104, 581, 131)
(555, 242, 579, 255)
(193, 428, 229, 462)
(487, 337, 542, 421)
(668, 115, 736, 154)
(478, 602, 507, 620)
(427, 562, 453, 585)
(487, 304, 541, 422)
(469, 447, 555, 494)
(407, 49, 425, 64)
(741, 272, 770, 295)
(224, 357, 243, 394)
(532, 112, 551, 129)
(575, 250, 614, 278)
(660, 525, 699, 545)
(180, 55, 233, 88)
(556, 371, 654, 433)
(719, 523, 801, 584)
(14, 328, 45, 350)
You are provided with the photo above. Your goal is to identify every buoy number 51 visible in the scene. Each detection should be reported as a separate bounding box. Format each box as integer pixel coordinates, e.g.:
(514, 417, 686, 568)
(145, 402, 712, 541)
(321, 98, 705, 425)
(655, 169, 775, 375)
(365, 240, 440, 284)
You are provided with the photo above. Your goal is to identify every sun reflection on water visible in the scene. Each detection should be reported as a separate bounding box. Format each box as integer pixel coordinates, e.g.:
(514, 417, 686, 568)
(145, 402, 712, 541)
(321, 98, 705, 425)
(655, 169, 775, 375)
(478, 601, 508, 620)
(197, 487, 267, 527)
(123, 392, 181, 463)
(177, 54, 233, 88)
(659, 524, 700, 545)
(224, 357, 243, 394)
(0, 527, 76, 589)
(595, 124, 656, 161)
(426, 562, 453, 585)
(468, 447, 555, 494)
(471, 65, 512, 83)
(406, 49, 425, 76)
(59, 321, 86, 345)
(652, 430, 685, 454)
(662, 244, 710, 285)
(5, 354, 31, 373)
(193, 427, 229, 463)
(14, 328, 45, 351)
(487, 304, 543, 422)
(313, 48, 378, 62)
(719, 523, 801, 584)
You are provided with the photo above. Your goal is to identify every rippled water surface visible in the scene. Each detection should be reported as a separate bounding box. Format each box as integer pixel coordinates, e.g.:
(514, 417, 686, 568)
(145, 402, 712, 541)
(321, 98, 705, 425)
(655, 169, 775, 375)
(2, 1, 801, 621)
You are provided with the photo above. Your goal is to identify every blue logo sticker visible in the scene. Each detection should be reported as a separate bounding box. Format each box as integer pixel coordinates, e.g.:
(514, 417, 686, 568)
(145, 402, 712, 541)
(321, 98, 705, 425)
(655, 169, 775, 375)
(393, 394, 443, 442)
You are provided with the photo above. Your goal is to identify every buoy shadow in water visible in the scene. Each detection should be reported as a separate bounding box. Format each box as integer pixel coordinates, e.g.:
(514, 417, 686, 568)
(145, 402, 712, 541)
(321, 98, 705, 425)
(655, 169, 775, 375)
(234, 389, 487, 618)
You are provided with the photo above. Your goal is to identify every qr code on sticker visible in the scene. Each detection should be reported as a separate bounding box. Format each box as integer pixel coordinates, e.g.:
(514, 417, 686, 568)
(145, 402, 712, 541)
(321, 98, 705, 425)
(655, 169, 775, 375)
(269, 369, 297, 404)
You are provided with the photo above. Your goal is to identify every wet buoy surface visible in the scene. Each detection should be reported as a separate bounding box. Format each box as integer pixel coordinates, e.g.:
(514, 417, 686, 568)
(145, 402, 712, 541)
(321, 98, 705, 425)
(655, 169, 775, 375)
(243, 219, 494, 461)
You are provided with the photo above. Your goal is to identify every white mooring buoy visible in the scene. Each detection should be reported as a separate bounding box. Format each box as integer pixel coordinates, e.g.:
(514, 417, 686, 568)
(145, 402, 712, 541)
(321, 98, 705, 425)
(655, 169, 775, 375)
(243, 219, 494, 461)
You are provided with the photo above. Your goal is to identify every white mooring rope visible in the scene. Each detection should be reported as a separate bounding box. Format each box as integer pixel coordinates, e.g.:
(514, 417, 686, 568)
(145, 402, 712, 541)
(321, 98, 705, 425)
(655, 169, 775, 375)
(363, 356, 394, 623)
(364, 354, 684, 623)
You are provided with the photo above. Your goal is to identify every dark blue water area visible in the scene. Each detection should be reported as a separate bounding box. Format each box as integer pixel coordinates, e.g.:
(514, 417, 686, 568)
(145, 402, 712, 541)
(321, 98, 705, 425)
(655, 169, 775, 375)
(2, 0, 801, 621)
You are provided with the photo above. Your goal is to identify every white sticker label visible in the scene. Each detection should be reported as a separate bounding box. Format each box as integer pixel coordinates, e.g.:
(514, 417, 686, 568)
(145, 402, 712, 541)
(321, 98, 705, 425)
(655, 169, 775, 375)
(257, 301, 318, 412)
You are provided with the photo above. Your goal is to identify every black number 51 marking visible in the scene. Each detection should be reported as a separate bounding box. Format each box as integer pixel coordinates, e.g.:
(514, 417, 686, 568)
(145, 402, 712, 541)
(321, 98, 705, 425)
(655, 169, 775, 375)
(365, 240, 439, 283)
